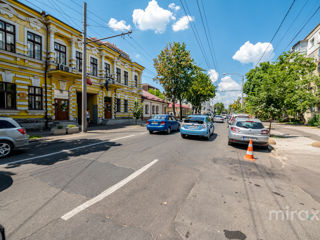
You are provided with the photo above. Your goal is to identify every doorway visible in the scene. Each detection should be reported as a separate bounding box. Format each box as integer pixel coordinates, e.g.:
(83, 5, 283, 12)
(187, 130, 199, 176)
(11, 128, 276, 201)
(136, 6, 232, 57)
(104, 97, 112, 119)
(55, 99, 69, 120)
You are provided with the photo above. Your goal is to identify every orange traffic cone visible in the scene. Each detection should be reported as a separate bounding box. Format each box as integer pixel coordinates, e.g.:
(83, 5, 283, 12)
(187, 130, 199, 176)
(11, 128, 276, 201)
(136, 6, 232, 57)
(244, 139, 255, 161)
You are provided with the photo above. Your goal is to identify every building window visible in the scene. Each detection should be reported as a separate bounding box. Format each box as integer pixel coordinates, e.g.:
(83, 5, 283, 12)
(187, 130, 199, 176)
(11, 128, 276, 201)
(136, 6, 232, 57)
(124, 99, 128, 112)
(0, 20, 15, 53)
(27, 32, 41, 60)
(124, 71, 128, 85)
(54, 42, 66, 65)
(90, 57, 98, 76)
(76, 51, 82, 72)
(116, 68, 121, 82)
(156, 106, 159, 114)
(116, 98, 121, 112)
(310, 38, 315, 47)
(152, 105, 155, 114)
(0, 82, 16, 109)
(105, 63, 111, 76)
(134, 75, 138, 87)
(145, 104, 149, 114)
(28, 86, 43, 110)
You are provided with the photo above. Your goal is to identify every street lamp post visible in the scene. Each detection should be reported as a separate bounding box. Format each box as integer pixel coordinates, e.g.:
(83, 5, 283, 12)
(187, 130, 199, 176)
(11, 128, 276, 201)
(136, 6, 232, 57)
(222, 72, 245, 108)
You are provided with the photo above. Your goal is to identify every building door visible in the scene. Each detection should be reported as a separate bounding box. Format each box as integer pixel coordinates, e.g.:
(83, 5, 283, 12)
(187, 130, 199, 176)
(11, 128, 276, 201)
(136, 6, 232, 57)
(104, 97, 112, 119)
(55, 99, 69, 120)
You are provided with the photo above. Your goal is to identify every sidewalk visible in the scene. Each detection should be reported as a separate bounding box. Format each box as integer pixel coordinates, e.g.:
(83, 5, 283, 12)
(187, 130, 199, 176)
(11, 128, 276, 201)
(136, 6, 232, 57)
(27, 124, 146, 143)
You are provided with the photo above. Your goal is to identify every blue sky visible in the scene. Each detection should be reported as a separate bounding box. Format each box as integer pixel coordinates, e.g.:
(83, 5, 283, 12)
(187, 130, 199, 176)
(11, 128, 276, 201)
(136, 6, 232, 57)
(22, 0, 320, 106)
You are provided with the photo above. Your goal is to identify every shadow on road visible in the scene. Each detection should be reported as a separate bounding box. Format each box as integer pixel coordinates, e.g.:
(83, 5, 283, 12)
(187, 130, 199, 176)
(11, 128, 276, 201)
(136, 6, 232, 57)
(229, 142, 271, 153)
(182, 133, 218, 142)
(0, 171, 15, 192)
(1, 138, 121, 169)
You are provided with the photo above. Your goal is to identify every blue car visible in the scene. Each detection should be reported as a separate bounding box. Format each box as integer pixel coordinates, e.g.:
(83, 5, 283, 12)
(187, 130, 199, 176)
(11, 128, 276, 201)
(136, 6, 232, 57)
(147, 114, 180, 134)
(180, 115, 214, 140)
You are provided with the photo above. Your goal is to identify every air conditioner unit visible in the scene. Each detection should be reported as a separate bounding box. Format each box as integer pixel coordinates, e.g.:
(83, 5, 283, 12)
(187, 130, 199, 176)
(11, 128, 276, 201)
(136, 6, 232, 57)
(64, 66, 69, 72)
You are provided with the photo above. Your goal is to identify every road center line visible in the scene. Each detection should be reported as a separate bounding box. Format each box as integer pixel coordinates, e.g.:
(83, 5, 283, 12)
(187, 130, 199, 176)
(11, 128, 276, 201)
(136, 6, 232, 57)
(2, 134, 136, 166)
(61, 159, 159, 221)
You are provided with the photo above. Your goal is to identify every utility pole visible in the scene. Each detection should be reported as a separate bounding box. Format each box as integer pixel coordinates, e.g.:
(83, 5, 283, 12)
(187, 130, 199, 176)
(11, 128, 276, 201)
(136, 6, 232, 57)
(241, 75, 244, 108)
(81, 2, 87, 133)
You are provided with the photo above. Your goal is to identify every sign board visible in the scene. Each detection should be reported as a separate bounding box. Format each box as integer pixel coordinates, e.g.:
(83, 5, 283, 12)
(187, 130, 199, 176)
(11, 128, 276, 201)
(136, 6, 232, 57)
(54, 89, 68, 99)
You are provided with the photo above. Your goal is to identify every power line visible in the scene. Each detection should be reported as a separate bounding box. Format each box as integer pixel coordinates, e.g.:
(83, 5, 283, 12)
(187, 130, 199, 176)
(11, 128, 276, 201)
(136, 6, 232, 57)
(256, 0, 296, 65)
(196, 0, 217, 70)
(179, 0, 211, 69)
(273, 0, 310, 54)
(286, 4, 320, 49)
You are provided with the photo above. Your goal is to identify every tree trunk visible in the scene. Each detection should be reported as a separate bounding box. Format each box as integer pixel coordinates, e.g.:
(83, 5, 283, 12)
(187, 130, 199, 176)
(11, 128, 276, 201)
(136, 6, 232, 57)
(179, 99, 183, 120)
(172, 99, 176, 117)
(268, 119, 272, 135)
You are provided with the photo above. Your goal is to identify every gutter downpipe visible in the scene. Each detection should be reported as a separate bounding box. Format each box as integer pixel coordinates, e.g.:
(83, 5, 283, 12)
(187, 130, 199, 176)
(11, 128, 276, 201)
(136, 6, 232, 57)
(42, 12, 49, 129)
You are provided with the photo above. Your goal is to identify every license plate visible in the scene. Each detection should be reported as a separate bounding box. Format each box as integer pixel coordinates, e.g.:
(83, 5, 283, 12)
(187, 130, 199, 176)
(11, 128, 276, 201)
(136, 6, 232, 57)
(151, 122, 157, 125)
(242, 136, 256, 140)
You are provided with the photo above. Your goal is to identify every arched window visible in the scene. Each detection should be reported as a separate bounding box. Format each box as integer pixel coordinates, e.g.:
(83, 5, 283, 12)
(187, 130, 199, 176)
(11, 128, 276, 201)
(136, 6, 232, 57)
(145, 104, 149, 114)
(156, 106, 159, 114)
(152, 105, 155, 114)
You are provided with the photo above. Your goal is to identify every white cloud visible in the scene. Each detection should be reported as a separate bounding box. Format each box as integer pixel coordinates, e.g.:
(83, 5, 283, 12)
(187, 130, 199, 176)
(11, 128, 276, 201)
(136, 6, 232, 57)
(168, 3, 180, 11)
(218, 76, 241, 92)
(108, 18, 131, 31)
(212, 91, 241, 107)
(172, 15, 194, 32)
(208, 69, 219, 83)
(132, 0, 174, 34)
(232, 41, 274, 65)
(135, 53, 141, 58)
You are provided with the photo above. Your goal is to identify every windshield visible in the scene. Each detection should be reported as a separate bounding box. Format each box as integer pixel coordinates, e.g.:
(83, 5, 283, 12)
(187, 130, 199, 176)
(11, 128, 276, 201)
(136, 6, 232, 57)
(153, 115, 167, 120)
(236, 121, 264, 129)
(215, 115, 222, 118)
(184, 117, 204, 124)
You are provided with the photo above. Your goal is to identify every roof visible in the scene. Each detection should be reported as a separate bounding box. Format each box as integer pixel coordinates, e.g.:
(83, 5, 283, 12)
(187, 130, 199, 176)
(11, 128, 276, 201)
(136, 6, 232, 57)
(168, 103, 192, 109)
(142, 90, 167, 103)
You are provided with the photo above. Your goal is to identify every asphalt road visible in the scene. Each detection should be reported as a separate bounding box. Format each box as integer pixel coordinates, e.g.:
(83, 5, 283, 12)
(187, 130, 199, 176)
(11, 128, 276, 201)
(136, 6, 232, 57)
(0, 123, 319, 240)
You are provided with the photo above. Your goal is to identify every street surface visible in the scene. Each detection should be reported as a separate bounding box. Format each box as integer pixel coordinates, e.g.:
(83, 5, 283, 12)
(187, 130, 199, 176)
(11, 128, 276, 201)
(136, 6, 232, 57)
(0, 124, 319, 240)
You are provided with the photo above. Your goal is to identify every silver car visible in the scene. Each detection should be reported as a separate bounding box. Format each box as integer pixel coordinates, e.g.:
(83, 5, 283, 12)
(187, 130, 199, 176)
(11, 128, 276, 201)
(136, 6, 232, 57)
(0, 117, 29, 157)
(228, 118, 269, 147)
(213, 115, 224, 123)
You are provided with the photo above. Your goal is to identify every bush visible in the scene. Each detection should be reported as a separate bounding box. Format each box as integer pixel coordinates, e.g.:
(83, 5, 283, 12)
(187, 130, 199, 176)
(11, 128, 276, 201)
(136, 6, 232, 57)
(67, 124, 77, 128)
(57, 125, 63, 129)
(308, 114, 320, 127)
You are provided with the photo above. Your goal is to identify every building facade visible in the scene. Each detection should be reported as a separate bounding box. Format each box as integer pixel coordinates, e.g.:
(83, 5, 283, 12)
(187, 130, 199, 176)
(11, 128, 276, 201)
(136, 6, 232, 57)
(0, 0, 144, 129)
(142, 90, 168, 120)
(292, 23, 320, 121)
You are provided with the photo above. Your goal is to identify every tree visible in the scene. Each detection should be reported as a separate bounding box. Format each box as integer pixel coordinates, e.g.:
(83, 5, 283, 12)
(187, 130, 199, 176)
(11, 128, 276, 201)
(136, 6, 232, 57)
(186, 71, 216, 113)
(244, 51, 320, 131)
(214, 102, 225, 115)
(154, 42, 195, 120)
(148, 88, 165, 100)
(132, 100, 143, 124)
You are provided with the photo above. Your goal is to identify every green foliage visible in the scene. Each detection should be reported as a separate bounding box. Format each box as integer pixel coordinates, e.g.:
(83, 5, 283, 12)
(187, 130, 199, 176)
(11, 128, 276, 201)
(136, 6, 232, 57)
(186, 71, 216, 113)
(154, 42, 196, 118)
(67, 124, 77, 128)
(29, 135, 42, 139)
(214, 102, 225, 115)
(57, 125, 63, 129)
(308, 114, 320, 126)
(133, 100, 143, 121)
(229, 98, 242, 113)
(148, 88, 165, 100)
(244, 51, 320, 123)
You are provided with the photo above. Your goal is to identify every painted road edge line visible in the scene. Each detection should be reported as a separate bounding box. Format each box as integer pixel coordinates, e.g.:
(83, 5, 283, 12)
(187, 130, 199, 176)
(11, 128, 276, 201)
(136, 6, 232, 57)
(2, 134, 136, 166)
(61, 159, 159, 221)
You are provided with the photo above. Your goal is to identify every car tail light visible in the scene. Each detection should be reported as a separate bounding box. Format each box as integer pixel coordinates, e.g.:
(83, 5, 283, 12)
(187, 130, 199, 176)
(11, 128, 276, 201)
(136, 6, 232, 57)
(147, 121, 150, 124)
(17, 128, 26, 135)
(261, 129, 269, 135)
(231, 127, 240, 133)
(160, 121, 165, 125)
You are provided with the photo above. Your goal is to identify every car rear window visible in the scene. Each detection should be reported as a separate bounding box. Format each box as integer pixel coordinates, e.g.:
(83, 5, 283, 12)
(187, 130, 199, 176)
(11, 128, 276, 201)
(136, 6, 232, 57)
(236, 121, 264, 129)
(153, 115, 166, 120)
(216, 115, 222, 118)
(0, 120, 16, 129)
(184, 117, 204, 124)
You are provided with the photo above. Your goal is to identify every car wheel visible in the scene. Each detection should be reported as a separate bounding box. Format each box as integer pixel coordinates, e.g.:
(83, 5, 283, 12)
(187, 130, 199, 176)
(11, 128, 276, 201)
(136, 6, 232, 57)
(0, 141, 13, 158)
(206, 131, 210, 140)
(177, 125, 180, 132)
(228, 139, 232, 146)
(167, 127, 171, 134)
(149, 130, 153, 134)
(181, 134, 186, 138)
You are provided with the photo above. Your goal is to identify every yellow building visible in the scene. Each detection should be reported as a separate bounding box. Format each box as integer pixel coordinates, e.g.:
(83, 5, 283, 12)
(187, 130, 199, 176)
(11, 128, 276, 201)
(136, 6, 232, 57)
(0, 0, 144, 129)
